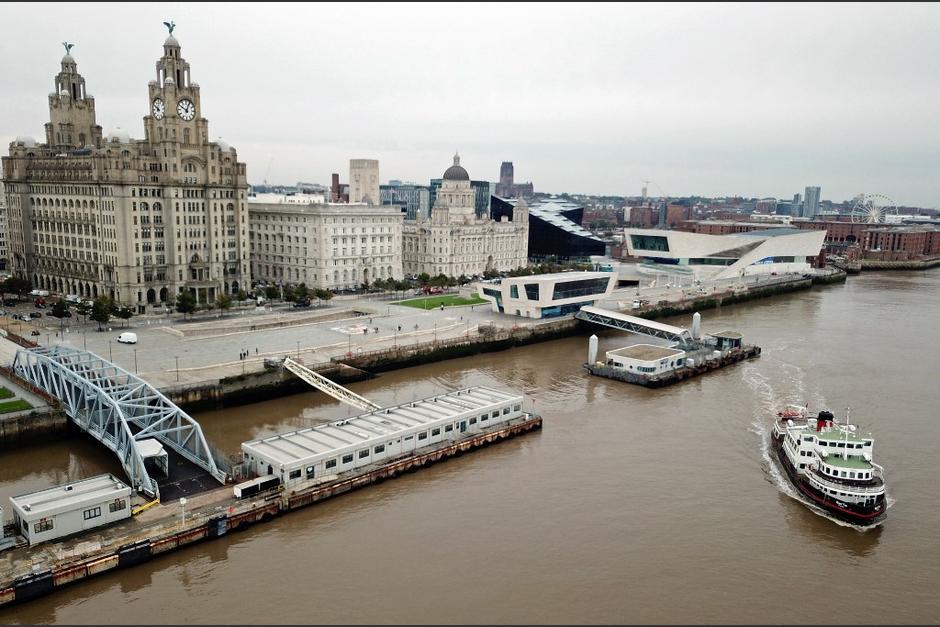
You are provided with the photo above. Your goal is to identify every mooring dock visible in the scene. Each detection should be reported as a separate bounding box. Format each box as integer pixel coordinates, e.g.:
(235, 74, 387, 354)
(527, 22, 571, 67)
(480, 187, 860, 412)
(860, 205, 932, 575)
(577, 308, 761, 387)
(0, 411, 542, 608)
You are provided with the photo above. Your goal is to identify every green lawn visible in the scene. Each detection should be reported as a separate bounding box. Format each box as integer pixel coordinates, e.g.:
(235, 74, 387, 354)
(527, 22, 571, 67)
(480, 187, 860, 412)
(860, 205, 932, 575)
(0, 399, 32, 414)
(392, 294, 488, 309)
(0, 387, 13, 400)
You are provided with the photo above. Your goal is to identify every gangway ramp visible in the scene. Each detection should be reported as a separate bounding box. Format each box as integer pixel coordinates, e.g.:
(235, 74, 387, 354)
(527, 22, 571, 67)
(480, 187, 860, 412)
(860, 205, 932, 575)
(283, 357, 380, 412)
(575, 305, 693, 346)
(12, 346, 226, 499)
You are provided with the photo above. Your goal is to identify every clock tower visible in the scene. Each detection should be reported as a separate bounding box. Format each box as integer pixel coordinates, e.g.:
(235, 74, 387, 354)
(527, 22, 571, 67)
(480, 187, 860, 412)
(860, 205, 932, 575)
(143, 29, 208, 147)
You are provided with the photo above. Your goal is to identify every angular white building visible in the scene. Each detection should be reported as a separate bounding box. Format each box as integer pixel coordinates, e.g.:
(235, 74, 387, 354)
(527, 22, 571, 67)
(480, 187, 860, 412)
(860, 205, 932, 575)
(623, 228, 826, 281)
(477, 271, 617, 318)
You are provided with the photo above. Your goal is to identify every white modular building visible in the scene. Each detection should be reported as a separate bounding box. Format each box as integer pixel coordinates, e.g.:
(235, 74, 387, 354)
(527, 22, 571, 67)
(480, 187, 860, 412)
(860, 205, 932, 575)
(241, 386, 525, 488)
(477, 271, 617, 319)
(9, 474, 132, 545)
(623, 228, 827, 281)
(605, 344, 687, 376)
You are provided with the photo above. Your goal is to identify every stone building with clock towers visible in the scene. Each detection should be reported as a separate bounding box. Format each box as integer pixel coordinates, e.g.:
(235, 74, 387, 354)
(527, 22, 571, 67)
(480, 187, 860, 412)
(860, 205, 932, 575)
(2, 26, 250, 312)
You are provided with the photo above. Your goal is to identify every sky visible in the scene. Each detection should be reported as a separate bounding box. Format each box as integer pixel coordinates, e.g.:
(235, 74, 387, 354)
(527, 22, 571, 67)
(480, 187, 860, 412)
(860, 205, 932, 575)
(2, 2, 940, 207)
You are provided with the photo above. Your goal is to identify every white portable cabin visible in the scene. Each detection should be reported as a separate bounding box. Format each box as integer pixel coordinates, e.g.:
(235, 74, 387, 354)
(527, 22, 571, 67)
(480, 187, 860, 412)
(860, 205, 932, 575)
(9, 474, 132, 545)
(605, 344, 687, 377)
(241, 386, 525, 488)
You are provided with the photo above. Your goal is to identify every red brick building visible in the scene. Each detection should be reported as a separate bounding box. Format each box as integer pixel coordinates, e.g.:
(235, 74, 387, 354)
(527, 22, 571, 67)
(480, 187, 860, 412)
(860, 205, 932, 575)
(864, 227, 940, 261)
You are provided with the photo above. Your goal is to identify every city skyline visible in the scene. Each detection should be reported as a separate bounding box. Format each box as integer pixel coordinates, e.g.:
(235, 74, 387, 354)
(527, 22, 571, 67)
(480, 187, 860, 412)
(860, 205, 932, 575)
(2, 3, 940, 206)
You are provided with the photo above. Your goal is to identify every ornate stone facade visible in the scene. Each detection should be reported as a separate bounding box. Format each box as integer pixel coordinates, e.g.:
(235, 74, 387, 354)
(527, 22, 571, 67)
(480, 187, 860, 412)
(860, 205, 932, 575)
(1, 30, 250, 311)
(249, 196, 403, 290)
(402, 154, 528, 277)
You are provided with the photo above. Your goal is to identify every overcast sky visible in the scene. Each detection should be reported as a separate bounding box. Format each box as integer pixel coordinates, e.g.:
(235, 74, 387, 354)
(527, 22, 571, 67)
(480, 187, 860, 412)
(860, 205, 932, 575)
(3, 2, 940, 206)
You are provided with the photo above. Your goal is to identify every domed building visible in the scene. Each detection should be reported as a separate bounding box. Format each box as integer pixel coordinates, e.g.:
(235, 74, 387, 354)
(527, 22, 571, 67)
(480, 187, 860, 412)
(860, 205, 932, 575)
(2, 29, 249, 312)
(402, 153, 528, 277)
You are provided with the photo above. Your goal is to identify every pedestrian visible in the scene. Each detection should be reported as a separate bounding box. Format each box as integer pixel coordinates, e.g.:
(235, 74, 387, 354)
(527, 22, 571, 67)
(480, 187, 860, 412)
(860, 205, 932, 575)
(440, 304, 444, 311)
(255, 347, 258, 354)
(397, 325, 401, 332)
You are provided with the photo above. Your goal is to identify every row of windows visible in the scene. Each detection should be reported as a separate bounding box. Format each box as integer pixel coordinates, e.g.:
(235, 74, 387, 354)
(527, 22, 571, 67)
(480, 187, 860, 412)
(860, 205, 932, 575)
(279, 405, 524, 480)
(83, 506, 101, 520)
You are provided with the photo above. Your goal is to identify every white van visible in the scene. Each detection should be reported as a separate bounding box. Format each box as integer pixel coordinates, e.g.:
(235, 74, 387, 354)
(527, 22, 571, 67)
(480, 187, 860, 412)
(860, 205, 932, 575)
(117, 332, 138, 344)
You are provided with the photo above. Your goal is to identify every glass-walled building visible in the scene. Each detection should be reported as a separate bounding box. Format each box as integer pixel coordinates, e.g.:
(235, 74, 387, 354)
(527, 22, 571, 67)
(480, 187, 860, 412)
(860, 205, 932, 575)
(477, 271, 616, 319)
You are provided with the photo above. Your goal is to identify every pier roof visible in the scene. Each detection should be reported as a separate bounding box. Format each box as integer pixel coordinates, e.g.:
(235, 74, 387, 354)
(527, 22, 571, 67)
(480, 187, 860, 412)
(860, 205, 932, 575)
(607, 344, 685, 361)
(10, 474, 130, 520)
(242, 386, 521, 466)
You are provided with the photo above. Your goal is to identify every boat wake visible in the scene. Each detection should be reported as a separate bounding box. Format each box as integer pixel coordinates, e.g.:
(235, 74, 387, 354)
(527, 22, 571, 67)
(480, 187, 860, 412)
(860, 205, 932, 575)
(741, 363, 886, 532)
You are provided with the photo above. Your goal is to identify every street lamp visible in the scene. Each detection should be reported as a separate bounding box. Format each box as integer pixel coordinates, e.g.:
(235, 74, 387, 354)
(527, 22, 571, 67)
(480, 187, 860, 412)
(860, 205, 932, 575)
(134, 349, 138, 374)
(108, 340, 112, 362)
(296, 340, 300, 359)
(175, 355, 180, 382)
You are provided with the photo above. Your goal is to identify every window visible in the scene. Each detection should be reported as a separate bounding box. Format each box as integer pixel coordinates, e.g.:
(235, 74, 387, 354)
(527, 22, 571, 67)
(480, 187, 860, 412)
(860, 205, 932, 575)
(325, 459, 337, 469)
(306, 466, 315, 479)
(513, 405, 521, 412)
(35, 518, 53, 533)
(289, 469, 301, 480)
(503, 407, 510, 415)
(418, 431, 428, 440)
(83, 507, 101, 520)
(481, 414, 489, 422)
(374, 444, 385, 454)
(342, 454, 353, 464)
(469, 417, 477, 425)
(109, 498, 126, 513)
(358, 449, 370, 459)
(444, 424, 453, 432)
(431, 428, 440, 436)
(492, 411, 499, 419)
(404, 435, 414, 441)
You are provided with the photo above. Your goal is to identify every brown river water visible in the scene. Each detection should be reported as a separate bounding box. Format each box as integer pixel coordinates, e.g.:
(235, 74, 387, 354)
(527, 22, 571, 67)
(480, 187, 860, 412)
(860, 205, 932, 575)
(1, 272, 939, 624)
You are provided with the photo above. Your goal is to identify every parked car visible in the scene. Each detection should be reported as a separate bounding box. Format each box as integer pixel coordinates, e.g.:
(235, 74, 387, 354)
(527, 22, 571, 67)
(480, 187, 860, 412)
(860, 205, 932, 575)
(293, 299, 311, 308)
(3, 300, 16, 307)
(29, 311, 42, 319)
(30, 330, 40, 337)
(117, 332, 138, 344)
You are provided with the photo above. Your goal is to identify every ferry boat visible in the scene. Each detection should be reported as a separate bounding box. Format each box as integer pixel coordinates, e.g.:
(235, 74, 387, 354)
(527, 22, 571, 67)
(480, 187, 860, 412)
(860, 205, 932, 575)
(771, 405, 887, 527)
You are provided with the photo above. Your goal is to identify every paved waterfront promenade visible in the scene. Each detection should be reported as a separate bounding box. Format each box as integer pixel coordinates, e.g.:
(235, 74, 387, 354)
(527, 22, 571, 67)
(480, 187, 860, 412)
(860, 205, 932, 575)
(0, 272, 815, 389)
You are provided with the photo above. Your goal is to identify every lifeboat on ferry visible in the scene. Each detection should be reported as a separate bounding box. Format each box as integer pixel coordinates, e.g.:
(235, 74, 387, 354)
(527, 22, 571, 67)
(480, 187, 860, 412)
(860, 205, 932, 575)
(777, 405, 807, 420)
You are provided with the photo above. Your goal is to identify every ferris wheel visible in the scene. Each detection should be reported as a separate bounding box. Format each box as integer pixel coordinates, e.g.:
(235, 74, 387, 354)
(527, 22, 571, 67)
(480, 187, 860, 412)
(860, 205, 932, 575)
(850, 193, 897, 223)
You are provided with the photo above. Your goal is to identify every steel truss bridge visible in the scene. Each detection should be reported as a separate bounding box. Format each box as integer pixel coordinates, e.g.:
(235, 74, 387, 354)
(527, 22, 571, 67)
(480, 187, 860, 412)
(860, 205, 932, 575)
(13, 346, 226, 499)
(575, 305, 695, 347)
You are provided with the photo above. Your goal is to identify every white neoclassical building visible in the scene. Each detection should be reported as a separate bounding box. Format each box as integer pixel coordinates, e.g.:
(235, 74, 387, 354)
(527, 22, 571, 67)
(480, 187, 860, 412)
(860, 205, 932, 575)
(402, 153, 528, 278)
(248, 195, 403, 290)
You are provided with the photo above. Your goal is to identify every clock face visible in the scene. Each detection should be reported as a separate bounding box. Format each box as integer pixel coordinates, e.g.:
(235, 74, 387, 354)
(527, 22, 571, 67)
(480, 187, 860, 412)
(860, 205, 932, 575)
(177, 98, 195, 121)
(152, 98, 165, 120)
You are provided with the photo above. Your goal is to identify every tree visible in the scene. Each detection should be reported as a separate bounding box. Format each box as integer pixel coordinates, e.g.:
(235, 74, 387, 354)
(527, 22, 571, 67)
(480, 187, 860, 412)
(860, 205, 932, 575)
(314, 288, 333, 306)
(75, 300, 93, 323)
(114, 305, 134, 328)
(417, 272, 431, 287)
(2, 277, 31, 301)
(216, 293, 232, 316)
(457, 274, 470, 286)
(51, 300, 70, 319)
(265, 285, 279, 300)
(236, 290, 248, 301)
(90, 296, 112, 330)
(371, 277, 386, 291)
(294, 283, 309, 301)
(175, 290, 197, 318)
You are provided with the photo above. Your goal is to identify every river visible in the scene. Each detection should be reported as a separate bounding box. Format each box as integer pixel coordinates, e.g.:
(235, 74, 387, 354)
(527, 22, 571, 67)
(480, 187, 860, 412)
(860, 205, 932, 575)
(1, 272, 939, 624)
